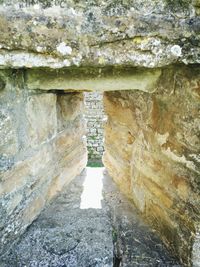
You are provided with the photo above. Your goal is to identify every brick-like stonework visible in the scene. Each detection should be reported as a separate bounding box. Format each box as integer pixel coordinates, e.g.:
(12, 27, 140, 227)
(84, 92, 105, 162)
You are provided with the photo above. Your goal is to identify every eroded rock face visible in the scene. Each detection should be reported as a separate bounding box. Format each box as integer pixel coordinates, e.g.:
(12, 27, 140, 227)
(103, 65, 200, 267)
(0, 168, 181, 267)
(0, 70, 87, 256)
(25, 67, 162, 93)
(0, 1, 199, 265)
(0, 0, 199, 68)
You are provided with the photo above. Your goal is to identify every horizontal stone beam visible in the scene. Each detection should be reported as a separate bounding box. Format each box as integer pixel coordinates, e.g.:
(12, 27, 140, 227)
(26, 67, 161, 93)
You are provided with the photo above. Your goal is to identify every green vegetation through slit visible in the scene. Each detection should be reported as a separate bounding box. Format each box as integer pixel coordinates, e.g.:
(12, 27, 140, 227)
(87, 161, 104, 167)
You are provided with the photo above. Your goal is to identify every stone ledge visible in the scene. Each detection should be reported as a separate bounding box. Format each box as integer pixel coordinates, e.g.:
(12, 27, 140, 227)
(26, 67, 161, 93)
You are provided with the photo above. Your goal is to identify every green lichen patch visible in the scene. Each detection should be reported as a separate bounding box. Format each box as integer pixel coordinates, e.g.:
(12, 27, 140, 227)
(164, 0, 191, 12)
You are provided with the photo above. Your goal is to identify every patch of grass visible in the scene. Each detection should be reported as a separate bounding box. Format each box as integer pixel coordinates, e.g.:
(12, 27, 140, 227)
(87, 161, 104, 167)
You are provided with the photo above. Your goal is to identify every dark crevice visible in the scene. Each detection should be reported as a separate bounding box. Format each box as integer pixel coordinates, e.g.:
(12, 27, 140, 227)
(113, 254, 122, 267)
(112, 226, 122, 267)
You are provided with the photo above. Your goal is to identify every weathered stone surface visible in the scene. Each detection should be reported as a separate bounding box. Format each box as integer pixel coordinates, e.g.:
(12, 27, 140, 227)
(0, 76, 5, 90)
(26, 93, 57, 147)
(0, 168, 180, 267)
(26, 67, 162, 93)
(0, 1, 199, 265)
(57, 92, 85, 131)
(0, 169, 114, 267)
(103, 169, 181, 267)
(0, 73, 87, 257)
(103, 65, 200, 267)
(0, 1, 199, 69)
(0, 69, 24, 172)
(0, 108, 18, 159)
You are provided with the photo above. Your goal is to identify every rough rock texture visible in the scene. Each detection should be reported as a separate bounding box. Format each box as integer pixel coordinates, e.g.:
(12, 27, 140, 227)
(0, 70, 87, 257)
(103, 65, 200, 267)
(0, 169, 113, 267)
(0, 168, 180, 267)
(84, 92, 105, 163)
(0, 1, 199, 266)
(0, 1, 199, 69)
(25, 67, 162, 93)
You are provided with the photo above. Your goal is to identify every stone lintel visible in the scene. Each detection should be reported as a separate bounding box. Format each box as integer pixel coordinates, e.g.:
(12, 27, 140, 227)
(26, 67, 161, 93)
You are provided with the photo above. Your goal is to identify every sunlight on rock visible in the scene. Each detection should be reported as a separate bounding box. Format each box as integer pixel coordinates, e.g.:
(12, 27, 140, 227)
(80, 167, 104, 209)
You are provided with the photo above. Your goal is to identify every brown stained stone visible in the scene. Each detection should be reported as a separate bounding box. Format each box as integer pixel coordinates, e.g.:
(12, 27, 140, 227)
(103, 65, 200, 267)
(47, 151, 87, 201)
(22, 195, 46, 226)
(57, 92, 85, 132)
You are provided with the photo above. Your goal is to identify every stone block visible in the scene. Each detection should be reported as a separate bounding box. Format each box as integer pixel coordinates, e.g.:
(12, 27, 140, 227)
(0, 85, 87, 258)
(103, 66, 200, 267)
(57, 92, 84, 132)
(26, 68, 162, 93)
(26, 93, 57, 147)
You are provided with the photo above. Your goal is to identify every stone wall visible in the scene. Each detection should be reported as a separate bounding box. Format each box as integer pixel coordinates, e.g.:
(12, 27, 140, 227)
(0, 70, 87, 257)
(103, 65, 200, 267)
(0, 1, 199, 69)
(84, 92, 105, 162)
(0, 1, 199, 265)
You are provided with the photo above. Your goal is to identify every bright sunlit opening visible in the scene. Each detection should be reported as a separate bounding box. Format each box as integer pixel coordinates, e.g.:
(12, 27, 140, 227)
(80, 167, 104, 209)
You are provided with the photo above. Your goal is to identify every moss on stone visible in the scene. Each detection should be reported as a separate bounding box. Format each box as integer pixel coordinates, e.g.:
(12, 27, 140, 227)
(0, 77, 5, 91)
(164, 0, 191, 11)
